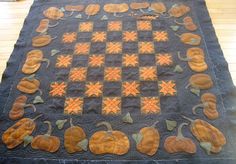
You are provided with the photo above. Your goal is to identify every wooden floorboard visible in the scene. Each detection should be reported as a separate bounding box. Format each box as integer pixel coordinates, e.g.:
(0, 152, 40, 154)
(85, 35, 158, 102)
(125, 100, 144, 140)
(0, 0, 235, 83)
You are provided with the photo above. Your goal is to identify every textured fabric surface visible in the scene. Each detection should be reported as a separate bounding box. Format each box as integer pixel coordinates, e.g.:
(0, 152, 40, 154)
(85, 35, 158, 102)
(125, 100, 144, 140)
(0, 0, 236, 163)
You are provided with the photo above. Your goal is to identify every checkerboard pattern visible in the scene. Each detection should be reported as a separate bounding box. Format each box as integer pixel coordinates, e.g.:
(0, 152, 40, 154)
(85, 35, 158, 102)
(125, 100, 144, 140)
(49, 20, 177, 115)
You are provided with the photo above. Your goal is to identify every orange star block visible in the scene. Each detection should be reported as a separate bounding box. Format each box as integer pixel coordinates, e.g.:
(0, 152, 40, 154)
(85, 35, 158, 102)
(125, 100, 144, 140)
(92, 32, 106, 42)
(139, 42, 154, 54)
(64, 97, 83, 115)
(141, 97, 160, 114)
(105, 67, 121, 81)
(69, 67, 87, 82)
(123, 54, 138, 67)
(123, 31, 137, 42)
(159, 81, 177, 96)
(55, 55, 72, 68)
(79, 22, 93, 32)
(62, 32, 77, 43)
(137, 21, 152, 31)
(108, 21, 122, 31)
(106, 42, 122, 54)
(153, 31, 168, 42)
(85, 82, 103, 97)
(102, 97, 121, 115)
(156, 54, 173, 66)
(123, 81, 140, 97)
(140, 67, 157, 81)
(74, 43, 90, 55)
(49, 82, 67, 97)
(89, 54, 104, 67)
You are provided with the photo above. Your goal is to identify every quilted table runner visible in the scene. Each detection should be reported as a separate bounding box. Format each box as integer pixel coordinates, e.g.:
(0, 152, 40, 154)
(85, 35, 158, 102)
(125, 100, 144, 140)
(0, 0, 236, 163)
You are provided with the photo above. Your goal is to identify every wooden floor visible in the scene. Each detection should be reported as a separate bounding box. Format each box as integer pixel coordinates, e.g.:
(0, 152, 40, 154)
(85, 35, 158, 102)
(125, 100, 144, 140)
(0, 0, 235, 84)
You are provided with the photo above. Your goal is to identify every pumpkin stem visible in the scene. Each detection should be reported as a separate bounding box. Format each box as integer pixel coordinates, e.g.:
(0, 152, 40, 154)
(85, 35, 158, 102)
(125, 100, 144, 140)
(192, 103, 205, 115)
(181, 115, 194, 123)
(44, 121, 52, 136)
(174, 33, 181, 37)
(162, 13, 171, 18)
(32, 114, 43, 121)
(177, 122, 188, 139)
(174, 20, 185, 25)
(139, 8, 147, 14)
(41, 58, 50, 68)
(185, 83, 191, 89)
(177, 51, 191, 61)
(87, 15, 90, 19)
(151, 120, 159, 128)
(96, 121, 113, 132)
(38, 89, 43, 96)
(48, 22, 59, 28)
(24, 104, 36, 112)
(65, 11, 74, 17)
(70, 117, 74, 127)
(51, 36, 57, 40)
(114, 12, 123, 17)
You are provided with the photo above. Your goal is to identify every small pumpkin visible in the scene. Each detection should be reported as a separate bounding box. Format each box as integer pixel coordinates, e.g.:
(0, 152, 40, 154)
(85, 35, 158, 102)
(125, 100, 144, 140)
(2, 114, 42, 149)
(65, 5, 84, 12)
(130, 2, 149, 13)
(133, 121, 160, 156)
(89, 121, 130, 155)
(192, 93, 218, 120)
(150, 2, 166, 14)
(182, 115, 226, 154)
(175, 16, 197, 31)
(168, 4, 190, 18)
(32, 35, 52, 47)
(31, 121, 60, 153)
(178, 48, 208, 72)
(186, 73, 213, 90)
(64, 118, 87, 153)
(177, 33, 201, 46)
(43, 7, 64, 20)
(36, 19, 59, 33)
(17, 75, 40, 94)
(22, 50, 50, 74)
(9, 95, 36, 120)
(85, 4, 100, 19)
(104, 3, 129, 17)
(164, 123, 196, 154)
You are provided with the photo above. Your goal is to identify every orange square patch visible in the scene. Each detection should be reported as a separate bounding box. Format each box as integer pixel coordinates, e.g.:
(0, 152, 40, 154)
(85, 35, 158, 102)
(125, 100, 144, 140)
(85, 82, 103, 97)
(104, 67, 121, 81)
(137, 21, 152, 31)
(108, 21, 122, 31)
(156, 53, 173, 66)
(123, 54, 138, 67)
(62, 32, 77, 43)
(123, 31, 137, 42)
(106, 42, 122, 54)
(88, 54, 104, 67)
(64, 97, 83, 115)
(55, 55, 72, 68)
(153, 31, 168, 42)
(102, 97, 121, 115)
(92, 32, 106, 42)
(69, 67, 87, 82)
(139, 42, 154, 54)
(79, 22, 93, 32)
(140, 67, 157, 81)
(49, 82, 67, 97)
(74, 43, 90, 55)
(159, 80, 177, 96)
(122, 81, 140, 97)
(141, 97, 160, 114)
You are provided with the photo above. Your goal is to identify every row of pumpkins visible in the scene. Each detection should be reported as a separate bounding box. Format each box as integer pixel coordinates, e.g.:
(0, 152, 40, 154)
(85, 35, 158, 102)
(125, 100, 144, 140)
(2, 115, 226, 155)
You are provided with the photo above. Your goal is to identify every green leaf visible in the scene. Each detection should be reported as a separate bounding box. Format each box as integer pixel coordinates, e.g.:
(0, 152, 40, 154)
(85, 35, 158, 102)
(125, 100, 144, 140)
(75, 14, 82, 19)
(122, 112, 133, 124)
(51, 49, 60, 56)
(189, 38, 200, 45)
(77, 139, 88, 151)
(166, 120, 177, 131)
(200, 142, 212, 155)
(170, 25, 179, 31)
(101, 15, 108, 20)
(33, 96, 44, 104)
(190, 88, 200, 96)
(132, 133, 143, 145)
(56, 119, 67, 130)
(23, 135, 33, 147)
(26, 74, 35, 81)
(173, 65, 183, 73)
(60, 7, 65, 12)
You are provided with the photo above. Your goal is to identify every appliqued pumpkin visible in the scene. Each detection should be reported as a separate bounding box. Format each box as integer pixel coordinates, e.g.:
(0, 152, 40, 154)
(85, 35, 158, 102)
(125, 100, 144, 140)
(2, 114, 42, 149)
(65, 5, 84, 12)
(43, 7, 64, 20)
(17, 76, 40, 94)
(89, 121, 130, 155)
(177, 33, 201, 46)
(186, 73, 213, 90)
(85, 4, 100, 19)
(182, 115, 226, 154)
(150, 2, 166, 14)
(192, 93, 218, 120)
(130, 2, 149, 13)
(22, 50, 50, 74)
(164, 123, 196, 154)
(36, 19, 59, 33)
(168, 4, 190, 18)
(31, 121, 60, 153)
(64, 118, 87, 153)
(32, 35, 52, 47)
(104, 3, 129, 17)
(9, 95, 36, 120)
(175, 16, 197, 31)
(133, 121, 160, 156)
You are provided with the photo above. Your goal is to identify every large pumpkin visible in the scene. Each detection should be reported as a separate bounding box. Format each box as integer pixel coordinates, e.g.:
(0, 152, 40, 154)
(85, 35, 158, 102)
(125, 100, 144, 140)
(17, 76, 40, 94)
(22, 50, 42, 74)
(43, 7, 64, 20)
(32, 35, 52, 47)
(187, 74, 213, 90)
(187, 48, 208, 72)
(89, 121, 130, 155)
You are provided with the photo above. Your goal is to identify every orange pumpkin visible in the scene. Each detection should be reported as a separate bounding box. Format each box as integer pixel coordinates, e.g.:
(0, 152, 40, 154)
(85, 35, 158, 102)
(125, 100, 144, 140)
(17, 76, 40, 94)
(168, 4, 190, 18)
(187, 74, 213, 90)
(150, 2, 166, 14)
(164, 123, 196, 154)
(31, 121, 60, 153)
(104, 3, 129, 17)
(65, 5, 84, 12)
(64, 118, 87, 153)
(85, 4, 100, 18)
(32, 35, 52, 47)
(178, 33, 201, 46)
(2, 114, 42, 149)
(192, 93, 218, 120)
(43, 7, 64, 20)
(89, 121, 130, 155)
(9, 95, 36, 120)
(130, 2, 149, 13)
(36, 19, 49, 33)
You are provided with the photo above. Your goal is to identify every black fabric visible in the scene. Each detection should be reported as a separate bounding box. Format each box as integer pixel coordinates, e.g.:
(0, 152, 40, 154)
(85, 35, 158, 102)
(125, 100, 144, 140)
(0, 0, 236, 163)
